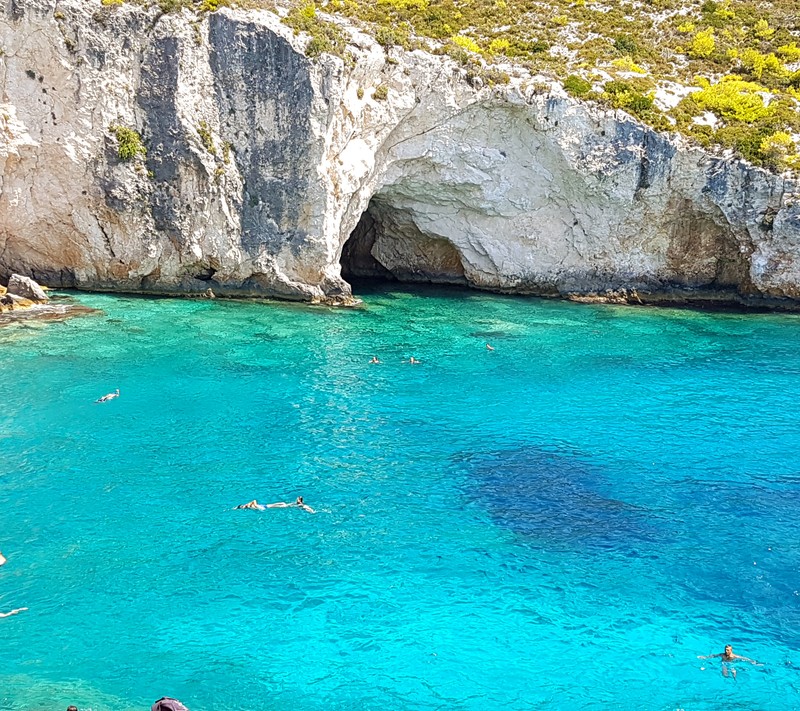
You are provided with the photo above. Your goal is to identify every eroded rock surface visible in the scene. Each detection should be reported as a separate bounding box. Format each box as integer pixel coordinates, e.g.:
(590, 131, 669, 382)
(1, 0, 799, 306)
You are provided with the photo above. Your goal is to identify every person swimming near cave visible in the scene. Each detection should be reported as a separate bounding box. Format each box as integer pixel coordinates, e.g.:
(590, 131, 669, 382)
(236, 497, 315, 513)
(96, 388, 120, 403)
(698, 645, 761, 679)
(235, 500, 266, 510)
(369, 356, 380, 364)
(268, 496, 315, 513)
(293, 496, 315, 513)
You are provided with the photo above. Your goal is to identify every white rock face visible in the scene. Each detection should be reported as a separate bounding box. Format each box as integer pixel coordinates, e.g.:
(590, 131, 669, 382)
(1, 0, 799, 306)
(7, 273, 48, 301)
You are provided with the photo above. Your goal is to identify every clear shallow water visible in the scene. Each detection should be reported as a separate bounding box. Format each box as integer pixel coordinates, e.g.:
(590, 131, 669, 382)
(2, 286, 800, 710)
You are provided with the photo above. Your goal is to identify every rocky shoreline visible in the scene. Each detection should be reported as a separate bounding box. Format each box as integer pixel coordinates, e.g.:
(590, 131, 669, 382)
(0, 274, 97, 325)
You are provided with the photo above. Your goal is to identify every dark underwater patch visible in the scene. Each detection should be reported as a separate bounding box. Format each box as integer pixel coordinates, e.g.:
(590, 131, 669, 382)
(460, 445, 657, 553)
(221, 360, 274, 375)
(470, 330, 518, 340)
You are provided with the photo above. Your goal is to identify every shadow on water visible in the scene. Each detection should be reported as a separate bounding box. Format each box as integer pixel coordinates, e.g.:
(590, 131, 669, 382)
(459, 445, 659, 554)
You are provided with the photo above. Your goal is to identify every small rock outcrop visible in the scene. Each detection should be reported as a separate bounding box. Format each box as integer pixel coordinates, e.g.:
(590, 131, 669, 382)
(0, 1, 798, 307)
(7, 274, 49, 302)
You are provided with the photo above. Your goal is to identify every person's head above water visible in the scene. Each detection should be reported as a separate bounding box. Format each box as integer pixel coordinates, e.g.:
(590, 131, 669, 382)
(725, 645, 733, 655)
(296, 496, 304, 504)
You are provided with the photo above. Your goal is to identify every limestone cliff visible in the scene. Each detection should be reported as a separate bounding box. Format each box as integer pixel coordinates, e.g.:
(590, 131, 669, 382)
(1, 0, 799, 305)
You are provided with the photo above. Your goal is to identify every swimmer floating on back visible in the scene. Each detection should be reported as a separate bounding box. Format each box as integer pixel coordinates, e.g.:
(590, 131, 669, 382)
(236, 496, 315, 513)
(96, 388, 120, 403)
(698, 645, 761, 679)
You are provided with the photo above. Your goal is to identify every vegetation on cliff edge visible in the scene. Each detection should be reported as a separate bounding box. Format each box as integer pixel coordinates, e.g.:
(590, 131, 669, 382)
(103, 0, 800, 171)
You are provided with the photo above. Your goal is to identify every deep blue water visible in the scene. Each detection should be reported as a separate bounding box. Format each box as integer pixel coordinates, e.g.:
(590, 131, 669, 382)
(2, 286, 800, 710)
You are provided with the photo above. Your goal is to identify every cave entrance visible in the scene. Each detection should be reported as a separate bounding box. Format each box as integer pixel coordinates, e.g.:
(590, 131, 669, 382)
(340, 198, 467, 288)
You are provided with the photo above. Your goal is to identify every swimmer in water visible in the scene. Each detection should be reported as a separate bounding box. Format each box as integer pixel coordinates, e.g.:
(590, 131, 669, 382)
(268, 496, 315, 513)
(237, 497, 315, 513)
(96, 388, 120, 403)
(267, 496, 317, 513)
(235, 500, 265, 510)
(294, 496, 316, 514)
(0, 555, 26, 618)
(0, 607, 27, 619)
(698, 645, 761, 679)
(407, 357, 420, 364)
(369, 356, 380, 364)
(486, 343, 495, 351)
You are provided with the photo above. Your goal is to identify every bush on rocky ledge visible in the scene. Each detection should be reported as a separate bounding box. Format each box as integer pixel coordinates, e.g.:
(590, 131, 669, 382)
(109, 125, 146, 162)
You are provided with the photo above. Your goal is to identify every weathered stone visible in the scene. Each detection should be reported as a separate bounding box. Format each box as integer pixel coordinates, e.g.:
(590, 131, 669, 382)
(7, 274, 49, 302)
(0, 1, 798, 307)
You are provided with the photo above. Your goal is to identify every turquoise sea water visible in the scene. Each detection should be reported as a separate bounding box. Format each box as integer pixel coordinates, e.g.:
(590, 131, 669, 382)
(2, 285, 800, 710)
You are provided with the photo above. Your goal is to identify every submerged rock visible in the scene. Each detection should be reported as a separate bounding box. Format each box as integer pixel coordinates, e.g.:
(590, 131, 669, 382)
(0, 1, 798, 307)
(0, 300, 99, 326)
(463, 446, 657, 552)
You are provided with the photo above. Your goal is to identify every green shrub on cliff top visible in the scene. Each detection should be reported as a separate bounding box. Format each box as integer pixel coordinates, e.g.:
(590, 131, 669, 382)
(673, 75, 800, 167)
(152, 0, 233, 12)
(691, 76, 771, 123)
(284, 2, 347, 59)
(563, 74, 592, 97)
(603, 80, 655, 118)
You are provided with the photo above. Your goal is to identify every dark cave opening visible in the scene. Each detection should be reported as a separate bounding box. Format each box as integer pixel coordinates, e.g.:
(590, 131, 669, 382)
(340, 198, 467, 288)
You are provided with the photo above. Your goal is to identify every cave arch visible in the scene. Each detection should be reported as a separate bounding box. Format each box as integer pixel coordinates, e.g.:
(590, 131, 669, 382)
(340, 197, 467, 288)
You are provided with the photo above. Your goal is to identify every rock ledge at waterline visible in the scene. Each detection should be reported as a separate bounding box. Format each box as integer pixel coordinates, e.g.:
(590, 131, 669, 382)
(1, 1, 799, 306)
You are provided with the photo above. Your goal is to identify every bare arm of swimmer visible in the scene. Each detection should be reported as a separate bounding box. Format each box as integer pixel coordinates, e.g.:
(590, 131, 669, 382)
(732, 654, 761, 665)
(0, 607, 27, 618)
